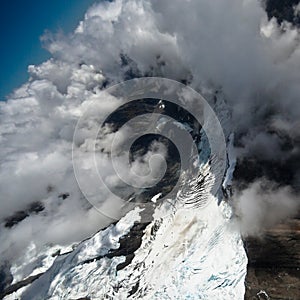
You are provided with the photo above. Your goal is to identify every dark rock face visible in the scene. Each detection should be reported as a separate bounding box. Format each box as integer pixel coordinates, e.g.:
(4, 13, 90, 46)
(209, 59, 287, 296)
(101, 97, 204, 202)
(0, 272, 44, 299)
(4, 201, 44, 228)
(107, 221, 151, 271)
(265, 0, 300, 26)
(233, 157, 298, 191)
(3, 191, 71, 228)
(0, 262, 12, 295)
(244, 218, 300, 299)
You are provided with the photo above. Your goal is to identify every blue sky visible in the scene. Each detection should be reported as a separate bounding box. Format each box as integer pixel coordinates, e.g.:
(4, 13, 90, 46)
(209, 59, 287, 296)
(0, 0, 98, 100)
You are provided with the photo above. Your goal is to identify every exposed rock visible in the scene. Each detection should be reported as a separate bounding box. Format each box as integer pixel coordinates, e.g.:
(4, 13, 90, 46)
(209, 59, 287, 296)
(0, 272, 44, 299)
(265, 0, 300, 26)
(58, 192, 70, 200)
(4, 201, 44, 228)
(0, 262, 12, 295)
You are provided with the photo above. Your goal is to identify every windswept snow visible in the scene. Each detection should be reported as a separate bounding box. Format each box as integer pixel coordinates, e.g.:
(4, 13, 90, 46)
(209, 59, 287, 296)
(9, 185, 247, 299)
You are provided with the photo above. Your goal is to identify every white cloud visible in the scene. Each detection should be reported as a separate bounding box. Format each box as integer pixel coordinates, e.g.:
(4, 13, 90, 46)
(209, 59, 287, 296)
(233, 180, 299, 236)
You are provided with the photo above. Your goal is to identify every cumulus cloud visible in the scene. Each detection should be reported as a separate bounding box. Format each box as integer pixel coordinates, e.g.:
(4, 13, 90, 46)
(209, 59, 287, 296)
(233, 180, 299, 236)
(1, 0, 300, 269)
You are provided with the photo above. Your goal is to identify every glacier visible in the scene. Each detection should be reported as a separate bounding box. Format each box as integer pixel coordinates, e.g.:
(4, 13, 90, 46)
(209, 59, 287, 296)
(4, 141, 248, 299)
(13, 200, 247, 299)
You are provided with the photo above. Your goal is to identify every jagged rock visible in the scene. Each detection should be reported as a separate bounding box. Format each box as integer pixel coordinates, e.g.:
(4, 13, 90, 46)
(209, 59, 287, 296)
(4, 201, 44, 228)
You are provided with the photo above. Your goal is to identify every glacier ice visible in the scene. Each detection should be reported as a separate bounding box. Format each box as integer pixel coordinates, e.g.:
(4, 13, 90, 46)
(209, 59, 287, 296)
(10, 186, 247, 299)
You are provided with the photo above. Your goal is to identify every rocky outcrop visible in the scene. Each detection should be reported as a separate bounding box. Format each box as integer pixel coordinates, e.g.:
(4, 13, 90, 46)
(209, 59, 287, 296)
(265, 0, 300, 26)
